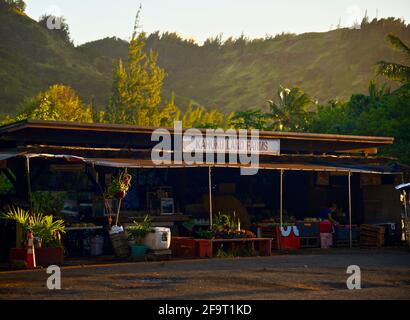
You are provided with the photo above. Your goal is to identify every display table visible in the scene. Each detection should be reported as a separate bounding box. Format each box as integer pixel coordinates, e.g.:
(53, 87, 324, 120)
(64, 226, 106, 257)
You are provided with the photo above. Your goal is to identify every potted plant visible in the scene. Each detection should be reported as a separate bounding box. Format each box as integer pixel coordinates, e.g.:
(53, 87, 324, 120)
(126, 215, 152, 260)
(107, 172, 132, 201)
(1, 206, 65, 267)
(104, 171, 132, 228)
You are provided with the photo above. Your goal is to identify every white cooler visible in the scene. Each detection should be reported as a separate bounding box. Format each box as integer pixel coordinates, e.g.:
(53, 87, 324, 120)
(144, 227, 171, 250)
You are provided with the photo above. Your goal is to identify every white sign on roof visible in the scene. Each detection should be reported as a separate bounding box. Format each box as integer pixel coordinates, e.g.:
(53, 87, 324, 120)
(183, 135, 280, 155)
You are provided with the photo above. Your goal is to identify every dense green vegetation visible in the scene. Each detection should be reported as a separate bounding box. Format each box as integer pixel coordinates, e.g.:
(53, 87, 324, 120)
(0, 1, 410, 165)
(1, 2, 410, 114)
(0, 2, 111, 115)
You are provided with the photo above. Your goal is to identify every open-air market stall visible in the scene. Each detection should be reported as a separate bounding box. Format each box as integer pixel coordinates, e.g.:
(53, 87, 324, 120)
(0, 120, 408, 264)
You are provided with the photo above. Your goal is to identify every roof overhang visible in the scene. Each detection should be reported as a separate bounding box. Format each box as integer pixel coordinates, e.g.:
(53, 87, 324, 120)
(0, 120, 394, 155)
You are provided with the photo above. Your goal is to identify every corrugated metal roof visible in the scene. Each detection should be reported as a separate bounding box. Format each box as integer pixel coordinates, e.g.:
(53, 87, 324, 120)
(81, 158, 402, 174)
(0, 119, 394, 144)
(0, 152, 402, 174)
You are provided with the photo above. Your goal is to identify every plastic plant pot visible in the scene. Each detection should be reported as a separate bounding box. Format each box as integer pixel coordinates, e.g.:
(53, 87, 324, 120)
(130, 244, 148, 260)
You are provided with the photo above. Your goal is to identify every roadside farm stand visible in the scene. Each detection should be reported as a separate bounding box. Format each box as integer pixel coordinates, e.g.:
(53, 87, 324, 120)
(0, 120, 408, 263)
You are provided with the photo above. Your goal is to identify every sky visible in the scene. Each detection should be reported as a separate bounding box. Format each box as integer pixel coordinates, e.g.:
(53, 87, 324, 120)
(25, 0, 410, 46)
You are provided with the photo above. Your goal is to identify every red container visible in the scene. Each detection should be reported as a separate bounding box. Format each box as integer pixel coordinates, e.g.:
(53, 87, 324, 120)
(36, 248, 64, 266)
(9, 247, 64, 267)
(319, 221, 333, 233)
(171, 237, 196, 258)
(275, 226, 300, 250)
(196, 240, 212, 258)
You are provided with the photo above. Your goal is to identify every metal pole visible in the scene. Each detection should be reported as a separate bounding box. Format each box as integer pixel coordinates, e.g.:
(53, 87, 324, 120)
(208, 166, 213, 230)
(279, 169, 284, 250)
(25, 156, 33, 214)
(348, 171, 352, 248)
(280, 169, 284, 229)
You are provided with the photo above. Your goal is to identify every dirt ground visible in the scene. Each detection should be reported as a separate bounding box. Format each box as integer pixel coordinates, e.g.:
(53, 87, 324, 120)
(0, 248, 409, 300)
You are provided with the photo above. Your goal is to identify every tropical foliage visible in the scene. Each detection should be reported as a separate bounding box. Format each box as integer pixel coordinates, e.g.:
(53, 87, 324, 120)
(376, 33, 410, 94)
(0, 206, 65, 247)
(308, 80, 410, 164)
(126, 215, 152, 244)
(267, 86, 312, 131)
(15, 84, 93, 122)
(229, 109, 268, 130)
(104, 7, 166, 126)
(0, 0, 25, 13)
(0, 6, 409, 167)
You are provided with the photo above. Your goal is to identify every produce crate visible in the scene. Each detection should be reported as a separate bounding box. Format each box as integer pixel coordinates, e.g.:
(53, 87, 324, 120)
(369, 222, 399, 245)
(359, 224, 385, 247)
(296, 221, 319, 238)
(170, 237, 196, 258)
(334, 225, 358, 241)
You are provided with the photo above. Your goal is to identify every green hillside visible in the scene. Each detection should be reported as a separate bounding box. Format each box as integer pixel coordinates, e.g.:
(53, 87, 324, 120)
(1, 4, 410, 115)
(0, 6, 111, 115)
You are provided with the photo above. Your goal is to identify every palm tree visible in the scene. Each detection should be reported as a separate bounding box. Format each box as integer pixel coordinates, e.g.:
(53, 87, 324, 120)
(376, 34, 410, 92)
(368, 79, 390, 100)
(267, 86, 312, 131)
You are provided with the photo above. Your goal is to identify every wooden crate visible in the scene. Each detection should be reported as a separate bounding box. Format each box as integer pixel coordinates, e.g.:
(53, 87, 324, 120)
(359, 224, 385, 247)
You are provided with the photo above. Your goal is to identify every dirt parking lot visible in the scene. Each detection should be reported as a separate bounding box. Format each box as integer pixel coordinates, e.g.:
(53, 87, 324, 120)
(0, 248, 409, 300)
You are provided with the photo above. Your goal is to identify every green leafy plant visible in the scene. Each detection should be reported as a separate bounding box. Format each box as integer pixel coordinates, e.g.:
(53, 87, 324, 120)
(195, 228, 214, 239)
(107, 172, 132, 199)
(215, 245, 258, 258)
(212, 212, 239, 233)
(126, 215, 152, 244)
(31, 191, 66, 214)
(1, 206, 65, 248)
(216, 247, 234, 258)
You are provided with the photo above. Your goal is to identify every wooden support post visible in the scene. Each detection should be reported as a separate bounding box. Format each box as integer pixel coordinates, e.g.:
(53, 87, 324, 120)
(25, 156, 33, 214)
(279, 169, 284, 250)
(348, 171, 352, 248)
(208, 167, 213, 230)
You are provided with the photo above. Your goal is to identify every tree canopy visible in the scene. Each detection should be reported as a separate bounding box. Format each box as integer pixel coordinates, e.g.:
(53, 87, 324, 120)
(15, 84, 93, 122)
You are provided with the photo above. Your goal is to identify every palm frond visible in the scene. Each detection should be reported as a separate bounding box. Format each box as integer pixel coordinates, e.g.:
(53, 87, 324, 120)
(376, 61, 410, 83)
(386, 34, 410, 59)
(0, 206, 30, 225)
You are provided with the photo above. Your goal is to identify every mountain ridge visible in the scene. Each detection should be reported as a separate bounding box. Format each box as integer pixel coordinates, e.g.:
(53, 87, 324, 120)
(1, 6, 409, 115)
